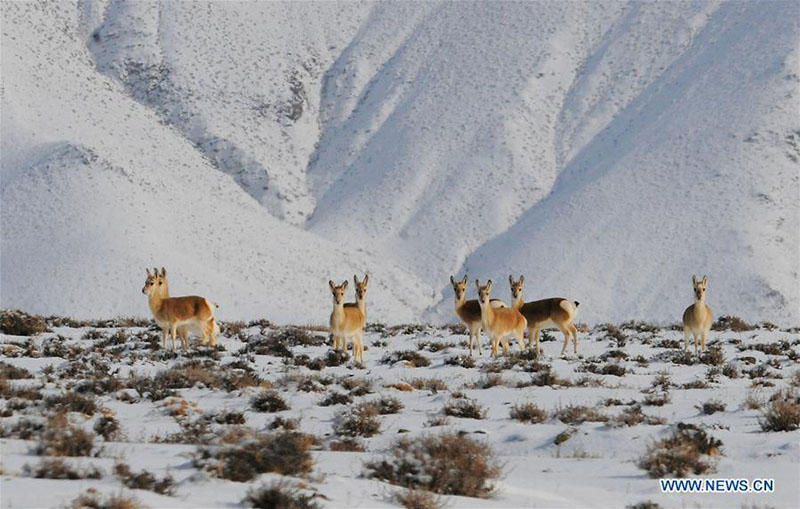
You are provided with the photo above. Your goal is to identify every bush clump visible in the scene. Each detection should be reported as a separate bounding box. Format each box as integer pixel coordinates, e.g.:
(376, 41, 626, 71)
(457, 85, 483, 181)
(760, 389, 800, 432)
(333, 402, 381, 437)
(443, 398, 487, 420)
(205, 431, 314, 482)
(36, 414, 94, 457)
(244, 480, 320, 509)
(375, 396, 404, 415)
(114, 463, 175, 495)
(0, 309, 49, 336)
(639, 423, 722, 478)
(698, 400, 726, 415)
(712, 316, 753, 332)
(251, 390, 289, 413)
(555, 405, 608, 424)
(382, 350, 431, 368)
(509, 402, 548, 424)
(365, 432, 501, 497)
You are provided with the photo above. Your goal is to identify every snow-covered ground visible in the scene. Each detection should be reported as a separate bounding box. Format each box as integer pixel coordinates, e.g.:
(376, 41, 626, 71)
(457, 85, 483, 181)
(1, 320, 798, 508)
(2, 1, 798, 325)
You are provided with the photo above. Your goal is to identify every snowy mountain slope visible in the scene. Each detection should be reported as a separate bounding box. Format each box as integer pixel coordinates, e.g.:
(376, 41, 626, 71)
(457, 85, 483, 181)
(455, 0, 800, 325)
(88, 0, 371, 224)
(306, 1, 624, 283)
(2, 0, 798, 325)
(0, 0, 435, 322)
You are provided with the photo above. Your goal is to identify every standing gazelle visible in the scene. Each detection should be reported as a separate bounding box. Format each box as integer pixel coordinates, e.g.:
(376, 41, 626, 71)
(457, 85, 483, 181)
(450, 274, 508, 356)
(142, 269, 218, 350)
(154, 267, 219, 348)
(475, 279, 527, 356)
(683, 275, 713, 355)
(329, 277, 367, 364)
(509, 275, 580, 358)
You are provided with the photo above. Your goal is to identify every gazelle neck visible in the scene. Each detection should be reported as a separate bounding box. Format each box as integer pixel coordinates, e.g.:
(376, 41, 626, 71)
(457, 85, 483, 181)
(479, 298, 495, 324)
(147, 292, 164, 315)
(454, 293, 466, 310)
(512, 294, 524, 311)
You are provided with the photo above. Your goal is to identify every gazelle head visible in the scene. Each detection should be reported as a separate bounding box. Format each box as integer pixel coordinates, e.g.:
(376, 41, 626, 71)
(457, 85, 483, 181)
(354, 274, 369, 301)
(450, 274, 469, 302)
(142, 268, 162, 296)
(475, 279, 493, 306)
(692, 275, 708, 301)
(509, 274, 525, 301)
(329, 279, 348, 306)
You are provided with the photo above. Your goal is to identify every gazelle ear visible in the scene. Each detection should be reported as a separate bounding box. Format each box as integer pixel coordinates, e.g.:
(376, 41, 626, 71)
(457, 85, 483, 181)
(509, 275, 514, 285)
(702, 275, 708, 285)
(161, 267, 167, 277)
(692, 275, 698, 285)
(475, 279, 481, 289)
(363, 274, 369, 285)
(450, 275, 455, 285)
(354, 274, 359, 285)
(487, 279, 493, 290)
(329, 280, 335, 290)
(342, 280, 348, 289)
(146, 268, 152, 277)
(152, 267, 159, 277)
(462, 274, 468, 285)
(520, 275, 524, 285)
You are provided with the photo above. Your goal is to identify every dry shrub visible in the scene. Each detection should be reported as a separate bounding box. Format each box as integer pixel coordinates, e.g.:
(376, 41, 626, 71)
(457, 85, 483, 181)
(94, 409, 120, 440)
(444, 398, 487, 419)
(627, 502, 663, 509)
(375, 396, 404, 415)
(269, 326, 326, 347)
(340, 377, 373, 395)
(206, 431, 315, 481)
(699, 346, 725, 366)
(392, 488, 443, 509)
(319, 391, 353, 406)
(114, 463, 175, 495)
(267, 416, 299, 431)
(510, 402, 548, 424)
(36, 414, 94, 456)
(443, 355, 476, 369)
(386, 382, 415, 392)
(600, 363, 627, 377)
(24, 458, 102, 479)
(639, 423, 722, 478)
(0, 361, 32, 379)
(612, 406, 666, 427)
(425, 414, 450, 427)
(244, 480, 320, 509)
(407, 377, 448, 393)
(760, 389, 800, 432)
(251, 390, 289, 412)
(471, 374, 507, 389)
(333, 402, 381, 437)
(698, 400, 726, 415)
(70, 490, 138, 509)
(329, 438, 365, 452)
(365, 432, 501, 497)
(45, 391, 97, 415)
(643, 392, 671, 407)
(555, 405, 608, 424)
(0, 309, 49, 336)
(712, 315, 753, 332)
(383, 350, 431, 368)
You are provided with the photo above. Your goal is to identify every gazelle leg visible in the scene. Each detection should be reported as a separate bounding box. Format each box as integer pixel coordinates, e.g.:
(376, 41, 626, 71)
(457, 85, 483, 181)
(559, 325, 570, 357)
(533, 326, 541, 358)
(358, 332, 365, 364)
(468, 327, 474, 357)
(170, 325, 178, 352)
(161, 328, 168, 350)
(569, 324, 579, 354)
(515, 330, 526, 352)
(476, 326, 483, 356)
(694, 333, 699, 356)
(501, 335, 511, 356)
(683, 328, 690, 352)
(701, 329, 708, 351)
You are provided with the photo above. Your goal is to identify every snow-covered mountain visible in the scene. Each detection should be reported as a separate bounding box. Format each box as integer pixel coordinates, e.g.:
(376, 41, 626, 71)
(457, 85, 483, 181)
(2, 0, 798, 324)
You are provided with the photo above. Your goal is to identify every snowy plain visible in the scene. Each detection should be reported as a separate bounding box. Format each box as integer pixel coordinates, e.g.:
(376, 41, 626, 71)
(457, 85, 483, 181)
(1, 320, 799, 508)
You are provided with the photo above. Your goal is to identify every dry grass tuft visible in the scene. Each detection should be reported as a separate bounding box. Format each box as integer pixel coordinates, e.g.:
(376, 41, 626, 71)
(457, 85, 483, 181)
(639, 423, 722, 478)
(333, 402, 381, 437)
(444, 398, 487, 419)
(759, 389, 800, 432)
(509, 402, 548, 424)
(244, 480, 320, 509)
(201, 431, 315, 482)
(365, 432, 501, 497)
(0, 310, 50, 336)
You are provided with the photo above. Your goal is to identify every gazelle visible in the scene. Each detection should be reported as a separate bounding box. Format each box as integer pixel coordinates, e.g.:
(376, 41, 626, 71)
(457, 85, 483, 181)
(329, 278, 367, 364)
(509, 275, 580, 358)
(682, 275, 713, 355)
(450, 275, 508, 356)
(339, 274, 369, 355)
(142, 268, 218, 350)
(475, 279, 527, 356)
(154, 267, 219, 348)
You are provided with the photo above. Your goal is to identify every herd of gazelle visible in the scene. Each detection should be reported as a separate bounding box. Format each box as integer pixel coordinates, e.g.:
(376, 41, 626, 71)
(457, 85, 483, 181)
(142, 269, 713, 361)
